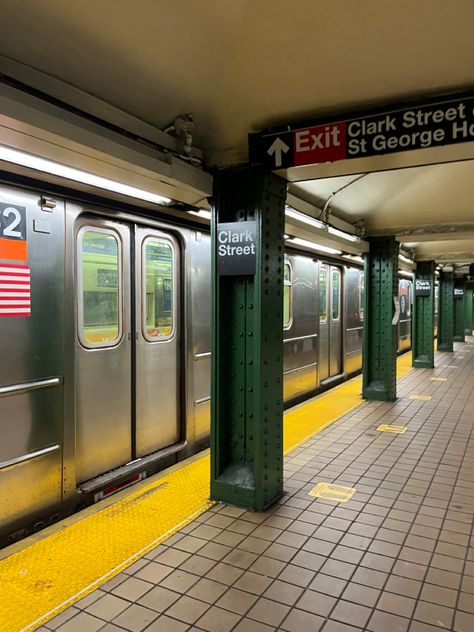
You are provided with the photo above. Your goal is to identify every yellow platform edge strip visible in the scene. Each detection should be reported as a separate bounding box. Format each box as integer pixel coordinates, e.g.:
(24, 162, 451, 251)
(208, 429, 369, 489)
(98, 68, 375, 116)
(0, 352, 413, 632)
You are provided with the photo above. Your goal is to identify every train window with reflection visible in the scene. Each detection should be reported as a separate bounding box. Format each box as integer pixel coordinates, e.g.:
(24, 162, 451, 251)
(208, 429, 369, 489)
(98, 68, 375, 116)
(143, 238, 175, 340)
(79, 228, 121, 347)
(407, 283, 412, 316)
(332, 269, 341, 320)
(359, 273, 364, 321)
(319, 267, 327, 322)
(283, 262, 292, 328)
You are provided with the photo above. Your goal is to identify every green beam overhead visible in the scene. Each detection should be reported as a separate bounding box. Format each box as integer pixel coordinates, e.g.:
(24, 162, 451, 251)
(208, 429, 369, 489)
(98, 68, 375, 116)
(465, 286, 473, 335)
(362, 237, 399, 401)
(453, 278, 466, 342)
(413, 261, 435, 369)
(438, 270, 454, 352)
(211, 167, 286, 511)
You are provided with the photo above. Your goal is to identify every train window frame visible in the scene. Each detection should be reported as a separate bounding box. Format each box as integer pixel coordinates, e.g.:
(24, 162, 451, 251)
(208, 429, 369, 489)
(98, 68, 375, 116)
(77, 225, 123, 349)
(142, 235, 176, 343)
(319, 265, 328, 323)
(331, 267, 341, 322)
(283, 260, 293, 330)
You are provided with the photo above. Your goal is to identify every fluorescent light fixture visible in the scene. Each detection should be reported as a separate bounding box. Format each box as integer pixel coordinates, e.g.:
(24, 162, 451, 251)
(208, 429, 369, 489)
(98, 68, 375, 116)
(0, 145, 172, 205)
(189, 209, 212, 220)
(398, 270, 414, 278)
(286, 237, 342, 255)
(399, 253, 414, 265)
(285, 206, 325, 229)
(327, 226, 359, 242)
(343, 254, 364, 264)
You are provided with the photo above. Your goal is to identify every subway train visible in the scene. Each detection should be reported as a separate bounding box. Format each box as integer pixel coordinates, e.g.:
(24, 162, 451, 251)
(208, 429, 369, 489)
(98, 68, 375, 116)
(0, 181, 413, 546)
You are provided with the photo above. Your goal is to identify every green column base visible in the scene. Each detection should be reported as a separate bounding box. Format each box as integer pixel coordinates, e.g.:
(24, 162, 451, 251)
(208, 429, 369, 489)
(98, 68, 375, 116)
(413, 356, 434, 369)
(438, 342, 453, 352)
(453, 335, 465, 342)
(465, 329, 472, 336)
(363, 380, 397, 402)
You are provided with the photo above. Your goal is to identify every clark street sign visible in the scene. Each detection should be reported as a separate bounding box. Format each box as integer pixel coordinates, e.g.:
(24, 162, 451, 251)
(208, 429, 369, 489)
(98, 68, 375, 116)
(415, 279, 432, 297)
(249, 94, 474, 170)
(217, 221, 257, 276)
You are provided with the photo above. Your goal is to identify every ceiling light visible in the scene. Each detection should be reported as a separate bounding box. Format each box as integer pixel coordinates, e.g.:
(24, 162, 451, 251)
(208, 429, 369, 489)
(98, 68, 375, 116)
(399, 270, 414, 278)
(285, 206, 325, 229)
(399, 253, 414, 265)
(189, 209, 212, 220)
(0, 145, 172, 205)
(327, 226, 360, 242)
(343, 254, 364, 264)
(286, 237, 342, 255)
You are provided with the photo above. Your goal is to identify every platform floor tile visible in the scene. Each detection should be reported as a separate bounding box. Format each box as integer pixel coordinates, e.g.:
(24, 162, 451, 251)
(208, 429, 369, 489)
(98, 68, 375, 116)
(8, 343, 474, 631)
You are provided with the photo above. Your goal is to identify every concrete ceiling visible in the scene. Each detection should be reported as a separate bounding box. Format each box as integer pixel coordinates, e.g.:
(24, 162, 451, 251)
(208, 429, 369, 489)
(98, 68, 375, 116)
(0, 0, 473, 264)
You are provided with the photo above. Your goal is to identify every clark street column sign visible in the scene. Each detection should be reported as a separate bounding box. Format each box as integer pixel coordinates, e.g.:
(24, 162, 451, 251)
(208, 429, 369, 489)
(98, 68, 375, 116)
(217, 221, 257, 276)
(415, 279, 432, 296)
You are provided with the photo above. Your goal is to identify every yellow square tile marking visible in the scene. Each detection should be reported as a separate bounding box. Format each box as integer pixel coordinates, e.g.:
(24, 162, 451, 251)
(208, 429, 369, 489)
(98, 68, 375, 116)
(430, 377, 447, 382)
(377, 424, 407, 433)
(447, 365, 458, 369)
(0, 352, 413, 632)
(308, 482, 356, 502)
(409, 395, 432, 401)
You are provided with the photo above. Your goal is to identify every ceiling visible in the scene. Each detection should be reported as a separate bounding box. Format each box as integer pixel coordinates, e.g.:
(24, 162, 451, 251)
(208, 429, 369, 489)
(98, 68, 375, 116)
(0, 1, 473, 265)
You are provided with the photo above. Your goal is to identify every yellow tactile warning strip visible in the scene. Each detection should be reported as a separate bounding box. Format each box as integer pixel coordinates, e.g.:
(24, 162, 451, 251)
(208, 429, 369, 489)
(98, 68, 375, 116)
(377, 424, 407, 433)
(308, 482, 356, 502)
(0, 352, 413, 632)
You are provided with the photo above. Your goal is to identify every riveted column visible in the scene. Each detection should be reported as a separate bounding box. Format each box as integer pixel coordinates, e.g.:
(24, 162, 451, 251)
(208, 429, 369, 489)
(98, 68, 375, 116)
(412, 260, 435, 368)
(438, 270, 454, 351)
(362, 237, 399, 401)
(453, 278, 466, 342)
(211, 167, 286, 510)
(464, 286, 473, 335)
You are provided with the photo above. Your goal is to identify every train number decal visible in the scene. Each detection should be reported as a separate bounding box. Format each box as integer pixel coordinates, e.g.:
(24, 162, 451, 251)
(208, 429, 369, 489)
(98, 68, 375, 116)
(0, 203, 27, 241)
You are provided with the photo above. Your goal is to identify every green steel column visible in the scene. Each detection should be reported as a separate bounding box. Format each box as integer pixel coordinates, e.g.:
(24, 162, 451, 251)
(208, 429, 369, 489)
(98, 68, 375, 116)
(453, 278, 466, 342)
(465, 286, 473, 335)
(412, 261, 435, 368)
(211, 167, 286, 510)
(438, 270, 454, 351)
(362, 237, 399, 401)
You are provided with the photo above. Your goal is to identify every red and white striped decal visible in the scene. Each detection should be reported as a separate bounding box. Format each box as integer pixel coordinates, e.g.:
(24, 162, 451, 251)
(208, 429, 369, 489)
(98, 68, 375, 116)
(0, 264, 31, 317)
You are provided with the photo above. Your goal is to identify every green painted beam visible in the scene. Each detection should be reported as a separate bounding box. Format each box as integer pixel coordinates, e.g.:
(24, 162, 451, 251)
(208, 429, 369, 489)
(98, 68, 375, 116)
(362, 237, 399, 401)
(438, 270, 454, 352)
(413, 261, 435, 368)
(211, 167, 286, 511)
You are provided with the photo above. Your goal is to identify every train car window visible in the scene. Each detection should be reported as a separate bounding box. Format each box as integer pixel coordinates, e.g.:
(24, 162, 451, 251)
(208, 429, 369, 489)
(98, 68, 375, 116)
(319, 267, 327, 322)
(434, 284, 439, 316)
(407, 283, 412, 316)
(78, 228, 121, 347)
(143, 238, 175, 341)
(332, 269, 341, 321)
(283, 262, 292, 329)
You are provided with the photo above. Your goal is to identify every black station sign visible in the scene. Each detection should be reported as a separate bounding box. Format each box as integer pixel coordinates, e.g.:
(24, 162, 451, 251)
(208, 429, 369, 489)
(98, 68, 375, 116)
(415, 279, 432, 297)
(217, 221, 257, 276)
(454, 287, 465, 298)
(249, 94, 474, 169)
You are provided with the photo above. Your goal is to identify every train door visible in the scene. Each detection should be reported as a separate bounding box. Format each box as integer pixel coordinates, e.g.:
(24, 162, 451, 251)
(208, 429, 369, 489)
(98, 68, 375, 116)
(319, 264, 342, 382)
(75, 217, 180, 483)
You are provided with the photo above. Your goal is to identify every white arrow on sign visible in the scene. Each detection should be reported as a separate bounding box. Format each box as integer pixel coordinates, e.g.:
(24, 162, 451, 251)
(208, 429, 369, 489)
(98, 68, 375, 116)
(267, 137, 290, 167)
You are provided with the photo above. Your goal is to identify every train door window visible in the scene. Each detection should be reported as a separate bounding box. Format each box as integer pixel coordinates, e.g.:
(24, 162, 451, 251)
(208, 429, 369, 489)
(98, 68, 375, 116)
(78, 227, 122, 347)
(143, 238, 175, 340)
(283, 262, 292, 329)
(434, 284, 439, 316)
(319, 267, 327, 322)
(331, 269, 341, 320)
(407, 283, 412, 316)
(359, 273, 364, 321)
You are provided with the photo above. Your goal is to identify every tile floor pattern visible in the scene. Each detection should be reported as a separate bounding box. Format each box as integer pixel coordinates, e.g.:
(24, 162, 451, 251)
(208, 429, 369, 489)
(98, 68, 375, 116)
(40, 342, 474, 632)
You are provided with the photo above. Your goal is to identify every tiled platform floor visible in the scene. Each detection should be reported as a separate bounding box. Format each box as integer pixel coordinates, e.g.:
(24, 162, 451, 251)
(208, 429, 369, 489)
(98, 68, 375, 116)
(40, 342, 474, 632)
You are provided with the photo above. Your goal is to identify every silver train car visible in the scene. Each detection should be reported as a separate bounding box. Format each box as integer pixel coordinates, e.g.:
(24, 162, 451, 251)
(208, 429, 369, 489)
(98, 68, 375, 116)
(0, 181, 412, 546)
